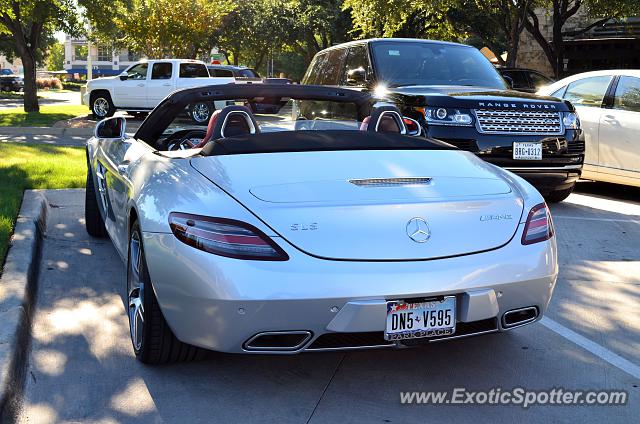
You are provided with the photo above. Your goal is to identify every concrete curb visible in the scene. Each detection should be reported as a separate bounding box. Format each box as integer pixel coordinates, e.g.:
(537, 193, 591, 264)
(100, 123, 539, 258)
(0, 127, 95, 137)
(0, 190, 48, 423)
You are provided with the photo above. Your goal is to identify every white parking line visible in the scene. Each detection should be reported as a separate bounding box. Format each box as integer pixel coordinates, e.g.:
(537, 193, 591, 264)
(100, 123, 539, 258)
(540, 317, 640, 380)
(552, 215, 640, 224)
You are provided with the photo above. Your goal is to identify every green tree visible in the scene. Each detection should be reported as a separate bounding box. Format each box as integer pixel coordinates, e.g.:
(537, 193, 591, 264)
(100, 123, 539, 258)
(344, 0, 534, 67)
(0, 0, 82, 111)
(213, 0, 298, 70)
(456, 1, 533, 67)
(114, 0, 234, 58)
(524, 0, 640, 77)
(342, 0, 456, 39)
(289, 0, 352, 63)
(46, 41, 64, 71)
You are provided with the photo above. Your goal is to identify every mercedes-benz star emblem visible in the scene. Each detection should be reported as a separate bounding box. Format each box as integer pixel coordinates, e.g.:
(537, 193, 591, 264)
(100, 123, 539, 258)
(406, 217, 431, 243)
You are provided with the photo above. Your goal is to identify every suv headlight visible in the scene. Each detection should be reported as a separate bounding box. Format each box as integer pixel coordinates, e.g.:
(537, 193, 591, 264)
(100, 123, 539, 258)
(562, 111, 580, 129)
(419, 107, 474, 126)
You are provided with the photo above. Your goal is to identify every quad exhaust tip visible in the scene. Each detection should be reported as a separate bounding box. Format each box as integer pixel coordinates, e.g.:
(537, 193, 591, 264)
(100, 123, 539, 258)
(502, 306, 538, 328)
(243, 331, 312, 351)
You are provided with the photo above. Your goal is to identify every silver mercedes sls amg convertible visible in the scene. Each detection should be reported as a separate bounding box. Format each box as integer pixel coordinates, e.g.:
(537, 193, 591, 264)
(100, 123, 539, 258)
(85, 84, 558, 364)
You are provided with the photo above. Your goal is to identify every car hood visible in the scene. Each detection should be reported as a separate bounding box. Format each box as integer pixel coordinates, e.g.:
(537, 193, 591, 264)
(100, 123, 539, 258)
(190, 149, 525, 261)
(87, 76, 119, 88)
(386, 85, 569, 110)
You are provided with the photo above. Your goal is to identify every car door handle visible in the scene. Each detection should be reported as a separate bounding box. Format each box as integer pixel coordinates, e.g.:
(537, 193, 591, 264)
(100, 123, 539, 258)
(137, 83, 145, 87)
(162, 83, 171, 87)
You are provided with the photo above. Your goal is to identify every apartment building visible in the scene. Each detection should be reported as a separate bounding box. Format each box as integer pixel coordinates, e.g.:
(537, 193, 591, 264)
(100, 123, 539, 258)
(64, 35, 141, 78)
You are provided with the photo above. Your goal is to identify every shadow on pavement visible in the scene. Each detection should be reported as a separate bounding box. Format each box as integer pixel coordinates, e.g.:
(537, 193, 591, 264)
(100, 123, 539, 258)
(17, 190, 640, 424)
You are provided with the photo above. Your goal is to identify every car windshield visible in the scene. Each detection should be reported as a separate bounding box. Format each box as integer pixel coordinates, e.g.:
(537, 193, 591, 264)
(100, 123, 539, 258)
(238, 69, 259, 78)
(371, 41, 507, 89)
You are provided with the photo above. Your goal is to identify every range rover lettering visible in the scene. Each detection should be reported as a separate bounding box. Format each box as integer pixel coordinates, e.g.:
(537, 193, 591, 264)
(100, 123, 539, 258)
(301, 38, 585, 202)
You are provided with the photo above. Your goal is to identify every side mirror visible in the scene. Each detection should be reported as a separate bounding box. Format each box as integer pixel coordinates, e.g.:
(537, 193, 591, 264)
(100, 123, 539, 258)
(119, 73, 128, 81)
(95, 117, 126, 139)
(403, 117, 422, 137)
(346, 67, 366, 86)
(503, 75, 513, 89)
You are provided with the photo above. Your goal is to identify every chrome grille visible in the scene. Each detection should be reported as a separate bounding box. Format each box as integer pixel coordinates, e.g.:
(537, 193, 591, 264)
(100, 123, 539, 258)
(474, 109, 563, 135)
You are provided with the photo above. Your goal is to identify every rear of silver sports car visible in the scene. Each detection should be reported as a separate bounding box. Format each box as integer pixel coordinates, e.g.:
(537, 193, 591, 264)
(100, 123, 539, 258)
(141, 149, 558, 354)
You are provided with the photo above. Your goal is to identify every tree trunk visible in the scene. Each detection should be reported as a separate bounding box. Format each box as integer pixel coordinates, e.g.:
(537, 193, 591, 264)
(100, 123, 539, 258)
(552, 12, 565, 78)
(18, 47, 39, 112)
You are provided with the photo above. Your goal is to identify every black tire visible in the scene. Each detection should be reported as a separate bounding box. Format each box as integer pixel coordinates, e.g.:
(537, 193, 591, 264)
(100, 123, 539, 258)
(127, 221, 206, 364)
(91, 91, 116, 119)
(188, 101, 213, 124)
(544, 185, 575, 203)
(85, 165, 108, 237)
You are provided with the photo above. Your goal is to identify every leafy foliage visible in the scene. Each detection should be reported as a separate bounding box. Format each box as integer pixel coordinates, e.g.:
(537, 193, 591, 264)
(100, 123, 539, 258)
(45, 41, 64, 70)
(114, 0, 234, 59)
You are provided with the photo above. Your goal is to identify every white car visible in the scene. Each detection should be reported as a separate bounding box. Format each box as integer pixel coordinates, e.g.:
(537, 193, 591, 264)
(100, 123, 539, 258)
(85, 84, 558, 364)
(539, 70, 640, 187)
(83, 59, 234, 122)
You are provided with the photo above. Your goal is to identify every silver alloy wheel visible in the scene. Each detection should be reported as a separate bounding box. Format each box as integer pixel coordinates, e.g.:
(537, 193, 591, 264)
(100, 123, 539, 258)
(128, 230, 145, 351)
(93, 97, 110, 117)
(191, 102, 210, 123)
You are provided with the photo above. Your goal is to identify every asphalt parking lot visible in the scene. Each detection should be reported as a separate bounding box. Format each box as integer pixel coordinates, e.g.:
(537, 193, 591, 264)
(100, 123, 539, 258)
(17, 182, 640, 423)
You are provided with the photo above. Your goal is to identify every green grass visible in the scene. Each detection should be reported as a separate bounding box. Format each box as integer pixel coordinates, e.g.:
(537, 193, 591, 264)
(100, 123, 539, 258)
(0, 105, 88, 127)
(0, 143, 86, 268)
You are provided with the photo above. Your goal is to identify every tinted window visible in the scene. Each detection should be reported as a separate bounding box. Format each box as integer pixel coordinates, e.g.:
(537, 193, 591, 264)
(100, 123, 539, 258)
(238, 69, 259, 78)
(563, 76, 612, 107)
(179, 63, 209, 78)
(126, 63, 148, 80)
(301, 56, 319, 85)
(613, 76, 640, 113)
(551, 86, 566, 98)
(528, 71, 553, 90)
(344, 45, 372, 86)
(501, 70, 529, 89)
(314, 49, 348, 86)
(371, 41, 507, 89)
(151, 62, 173, 80)
(213, 69, 234, 77)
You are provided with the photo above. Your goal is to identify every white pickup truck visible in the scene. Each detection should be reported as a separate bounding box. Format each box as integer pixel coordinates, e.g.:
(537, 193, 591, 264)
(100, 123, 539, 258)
(83, 59, 234, 123)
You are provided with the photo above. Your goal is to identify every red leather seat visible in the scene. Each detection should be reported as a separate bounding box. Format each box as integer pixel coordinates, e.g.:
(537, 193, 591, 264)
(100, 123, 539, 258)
(195, 110, 222, 148)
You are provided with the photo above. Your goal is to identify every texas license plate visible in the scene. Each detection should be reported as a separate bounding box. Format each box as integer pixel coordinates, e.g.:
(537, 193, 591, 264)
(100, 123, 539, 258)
(513, 142, 542, 160)
(385, 297, 456, 341)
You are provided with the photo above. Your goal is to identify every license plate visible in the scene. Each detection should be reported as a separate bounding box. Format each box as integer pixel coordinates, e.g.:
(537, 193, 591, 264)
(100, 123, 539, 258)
(385, 297, 456, 341)
(513, 142, 542, 160)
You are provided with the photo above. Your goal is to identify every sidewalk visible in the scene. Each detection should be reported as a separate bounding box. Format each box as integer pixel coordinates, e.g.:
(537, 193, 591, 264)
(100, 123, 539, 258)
(0, 134, 88, 147)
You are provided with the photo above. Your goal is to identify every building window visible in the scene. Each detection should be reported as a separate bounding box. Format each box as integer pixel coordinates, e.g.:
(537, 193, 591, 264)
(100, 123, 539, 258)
(74, 45, 88, 61)
(97, 45, 112, 62)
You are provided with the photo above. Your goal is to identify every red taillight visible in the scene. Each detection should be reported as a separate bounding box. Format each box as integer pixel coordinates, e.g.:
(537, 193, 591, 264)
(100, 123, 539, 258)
(521, 203, 554, 245)
(169, 213, 289, 261)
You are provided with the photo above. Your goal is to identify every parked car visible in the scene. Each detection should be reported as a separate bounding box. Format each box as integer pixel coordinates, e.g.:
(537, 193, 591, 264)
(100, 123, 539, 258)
(208, 64, 291, 113)
(83, 59, 234, 122)
(301, 38, 585, 202)
(0, 68, 14, 76)
(498, 68, 555, 93)
(539, 70, 640, 188)
(85, 84, 557, 364)
(207, 64, 260, 78)
(0, 75, 24, 92)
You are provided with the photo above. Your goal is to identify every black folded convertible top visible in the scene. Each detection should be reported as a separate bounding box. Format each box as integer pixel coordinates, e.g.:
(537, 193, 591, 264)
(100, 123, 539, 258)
(200, 130, 456, 156)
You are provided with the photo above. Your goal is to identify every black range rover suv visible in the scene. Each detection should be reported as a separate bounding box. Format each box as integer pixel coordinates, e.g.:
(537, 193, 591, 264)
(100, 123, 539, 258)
(301, 38, 585, 202)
